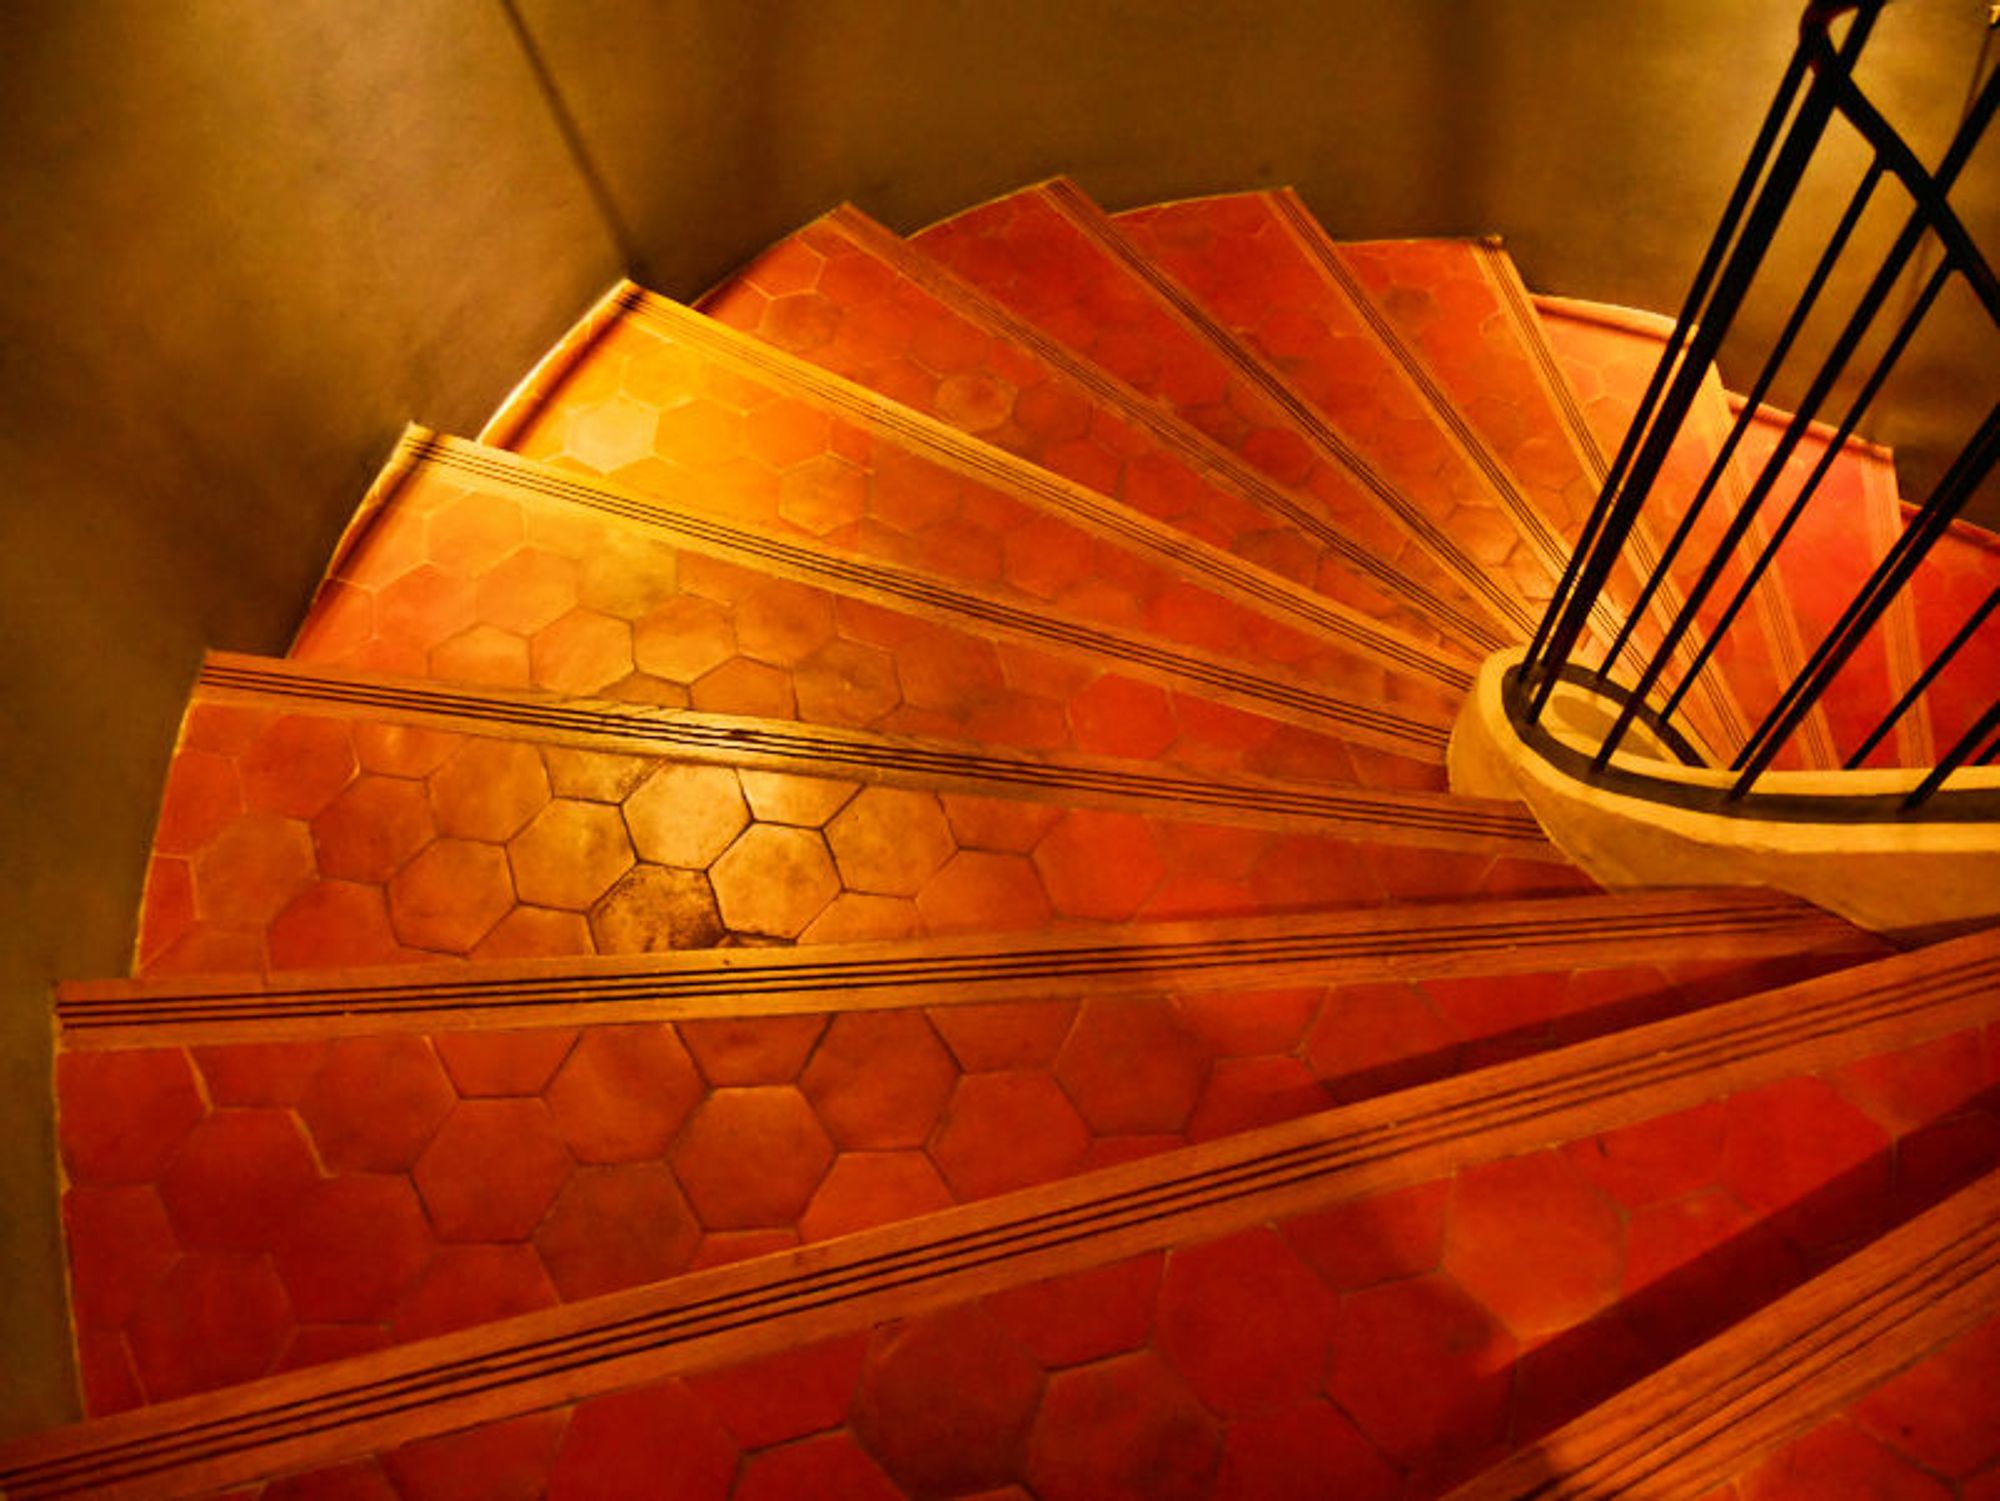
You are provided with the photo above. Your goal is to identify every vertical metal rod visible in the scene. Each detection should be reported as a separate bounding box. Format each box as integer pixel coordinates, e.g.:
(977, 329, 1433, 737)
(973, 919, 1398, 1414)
(1905, 697, 2000, 806)
(1848, 586, 2000, 766)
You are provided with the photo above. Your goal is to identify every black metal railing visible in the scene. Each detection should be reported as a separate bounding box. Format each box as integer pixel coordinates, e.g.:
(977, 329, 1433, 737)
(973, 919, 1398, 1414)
(1517, 0, 1999, 814)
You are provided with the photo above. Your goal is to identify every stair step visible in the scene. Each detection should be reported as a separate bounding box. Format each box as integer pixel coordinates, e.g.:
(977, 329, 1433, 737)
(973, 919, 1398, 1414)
(1111, 193, 1572, 632)
(136, 651, 1582, 978)
(293, 431, 1456, 789)
(1333, 236, 1754, 761)
(1534, 296, 1837, 770)
(482, 281, 1470, 728)
(1730, 399, 1928, 768)
(11, 926, 1995, 1499)
(689, 205, 1482, 678)
(57, 891, 1875, 1415)
(915, 179, 1522, 651)
(1450, 1166, 2000, 1498)
(1903, 510, 2000, 768)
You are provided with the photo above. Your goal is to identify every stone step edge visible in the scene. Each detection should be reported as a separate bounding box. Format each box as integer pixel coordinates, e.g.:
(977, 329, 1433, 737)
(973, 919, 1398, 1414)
(1728, 392, 1933, 765)
(55, 887, 1859, 1047)
(196, 649, 1545, 850)
(1531, 293, 1843, 768)
(319, 430, 1460, 765)
(4, 925, 1992, 1501)
(1033, 175, 1537, 643)
(800, 203, 1490, 679)
(1448, 1163, 2000, 1499)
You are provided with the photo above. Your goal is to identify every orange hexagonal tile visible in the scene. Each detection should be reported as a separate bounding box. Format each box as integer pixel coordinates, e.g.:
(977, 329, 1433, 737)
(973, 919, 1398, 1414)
(939, 793, 1063, 854)
(380, 1411, 567, 1501)
(1055, 996, 1211, 1136)
(1033, 809, 1165, 921)
(427, 739, 550, 843)
(797, 1151, 955, 1241)
(1025, 1349, 1221, 1501)
(1216, 1402, 1399, 1501)
(677, 1015, 826, 1085)
(57, 1049, 207, 1186)
(476, 547, 581, 636)
(631, 595, 736, 683)
(431, 623, 532, 687)
(154, 749, 243, 857)
(126, 1253, 293, 1403)
(191, 812, 318, 927)
(62, 1184, 180, 1332)
(546, 1378, 740, 1501)
(387, 838, 517, 954)
(689, 656, 795, 718)
(543, 1024, 703, 1164)
(312, 774, 435, 884)
(1281, 1180, 1451, 1293)
(985, 1252, 1163, 1370)
(274, 1175, 435, 1323)
(735, 770, 857, 827)
(473, 905, 597, 961)
(533, 1162, 702, 1300)
(823, 786, 957, 897)
(297, 1035, 456, 1173)
(914, 850, 1052, 934)
(588, 865, 725, 952)
(932, 1070, 1092, 1200)
(507, 798, 635, 911)
(670, 1086, 834, 1229)
(1156, 1227, 1339, 1416)
(794, 638, 903, 725)
(415, 1098, 573, 1242)
(238, 715, 358, 820)
(799, 892, 922, 942)
(377, 564, 480, 652)
(267, 880, 417, 971)
(390, 1243, 560, 1342)
(776, 454, 869, 535)
(709, 824, 840, 938)
(735, 579, 837, 667)
(1443, 1151, 1625, 1344)
(621, 763, 748, 868)
(433, 1029, 577, 1097)
(800, 1010, 958, 1149)
(531, 608, 635, 695)
(567, 395, 660, 473)
(158, 1108, 321, 1253)
(428, 491, 525, 576)
(353, 722, 462, 779)
(929, 1000, 1079, 1072)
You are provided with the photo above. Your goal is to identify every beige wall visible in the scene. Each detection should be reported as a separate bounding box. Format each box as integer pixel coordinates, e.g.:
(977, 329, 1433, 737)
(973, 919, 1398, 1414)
(0, 0, 1988, 1433)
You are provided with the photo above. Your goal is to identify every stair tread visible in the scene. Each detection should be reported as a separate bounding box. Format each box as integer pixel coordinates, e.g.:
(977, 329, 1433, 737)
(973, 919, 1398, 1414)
(15, 925, 1996, 1498)
(915, 180, 1519, 652)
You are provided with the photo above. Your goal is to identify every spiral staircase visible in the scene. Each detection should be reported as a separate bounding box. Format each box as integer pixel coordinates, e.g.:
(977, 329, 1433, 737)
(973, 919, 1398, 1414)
(2, 173, 1997, 1500)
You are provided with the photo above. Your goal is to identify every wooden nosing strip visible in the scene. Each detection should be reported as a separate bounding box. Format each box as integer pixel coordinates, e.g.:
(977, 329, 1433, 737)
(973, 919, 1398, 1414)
(198, 653, 1541, 845)
(4, 935, 1993, 1498)
(621, 287, 1472, 694)
(57, 892, 1850, 1042)
(406, 433, 1451, 756)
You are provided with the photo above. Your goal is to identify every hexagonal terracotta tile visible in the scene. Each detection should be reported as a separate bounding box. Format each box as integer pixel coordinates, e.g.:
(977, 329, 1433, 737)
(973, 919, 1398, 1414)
(915, 850, 1052, 934)
(298, 1035, 456, 1173)
(671, 1087, 834, 1229)
(1055, 997, 1211, 1136)
(800, 1011, 957, 1149)
(985, 1252, 1163, 1370)
(1155, 1227, 1340, 1415)
(390, 1243, 559, 1342)
(533, 1162, 702, 1300)
(1026, 1350, 1221, 1501)
(477, 548, 580, 635)
(632, 596, 736, 684)
(387, 838, 517, 953)
(312, 775, 435, 884)
(63, 1184, 180, 1332)
(568, 395, 661, 473)
(238, 715, 357, 820)
(589, 865, 725, 952)
(126, 1253, 294, 1403)
(678, 1015, 826, 1085)
(544, 1024, 703, 1164)
(158, 1109, 321, 1254)
(530, 609, 635, 695)
(824, 786, 957, 897)
(546, 1378, 740, 1501)
(433, 1029, 578, 1097)
(621, 764, 749, 868)
(508, 799, 635, 910)
(428, 739, 550, 843)
(709, 825, 840, 938)
(1033, 809, 1165, 921)
(932, 1070, 1092, 1200)
(57, 1050, 206, 1186)
(191, 813, 318, 927)
(415, 1098, 573, 1242)
(274, 1175, 435, 1323)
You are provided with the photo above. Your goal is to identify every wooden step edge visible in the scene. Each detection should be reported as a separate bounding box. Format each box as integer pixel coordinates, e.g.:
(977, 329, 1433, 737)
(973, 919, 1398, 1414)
(1031, 176, 1534, 647)
(1467, 245, 1755, 760)
(1530, 295, 1843, 769)
(7, 926, 1994, 1501)
(55, 887, 1863, 1048)
(194, 649, 1545, 851)
(789, 202, 1485, 689)
(1447, 1164, 2000, 1500)
(615, 281, 1480, 695)
(344, 430, 1460, 767)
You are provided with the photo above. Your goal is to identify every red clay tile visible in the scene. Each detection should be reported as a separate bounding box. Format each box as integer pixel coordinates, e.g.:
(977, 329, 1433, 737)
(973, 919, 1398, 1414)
(274, 1175, 434, 1323)
(158, 1108, 321, 1253)
(1245, 835, 1381, 911)
(389, 1243, 559, 1341)
(428, 491, 525, 575)
(192, 812, 318, 926)
(155, 749, 243, 856)
(800, 1011, 958, 1149)
(277, 1323, 394, 1375)
(852, 1303, 1044, 1495)
(1853, 1316, 2000, 1478)
(268, 880, 414, 971)
(476, 904, 599, 960)
(126, 1253, 293, 1402)
(430, 624, 531, 686)
(1829, 1030, 1990, 1134)
(427, 739, 550, 843)
(1055, 996, 1210, 1135)
(1511, 1307, 1660, 1447)
(544, 1024, 703, 1164)
(507, 798, 635, 910)
(380, 1411, 567, 1501)
(677, 1015, 825, 1086)
(386, 838, 517, 954)
(933, 1070, 1092, 1199)
(1188, 1056, 1334, 1140)
(547, 1380, 738, 1501)
(1897, 1109, 2000, 1213)
(239, 715, 357, 820)
(587, 865, 725, 953)
(800, 891, 923, 942)
(138, 857, 197, 964)
(735, 772, 856, 831)
(1303, 980, 1459, 1102)
(1620, 1189, 1801, 1356)
(734, 1430, 900, 1501)
(709, 824, 840, 938)
(262, 1460, 401, 1500)
(824, 786, 957, 897)
(533, 1161, 702, 1300)
(531, 608, 635, 695)
(62, 1185, 179, 1331)
(798, 1151, 955, 1240)
(1741, 1419, 1952, 1501)
(671, 1086, 834, 1229)
(986, 1252, 1163, 1370)
(1719, 1075, 1895, 1252)
(1443, 1151, 1625, 1344)
(414, 1097, 572, 1242)
(1213, 1400, 1399, 1501)
(631, 594, 737, 684)
(433, 1029, 577, 1097)
(1326, 1273, 1517, 1480)
(57, 1049, 206, 1186)
(689, 656, 795, 718)
(1281, 1180, 1451, 1293)
(1563, 1100, 1730, 1209)
(1033, 809, 1165, 921)
(939, 793, 1063, 853)
(916, 850, 1054, 934)
(476, 548, 581, 637)
(1026, 1349, 1222, 1501)
(929, 999, 1078, 1072)
(687, 1333, 868, 1449)
(352, 722, 462, 779)
(298, 1035, 455, 1173)
(76, 1329, 143, 1417)
(1157, 1227, 1339, 1415)
(621, 763, 749, 868)
(1176, 986, 1321, 1057)
(311, 775, 435, 884)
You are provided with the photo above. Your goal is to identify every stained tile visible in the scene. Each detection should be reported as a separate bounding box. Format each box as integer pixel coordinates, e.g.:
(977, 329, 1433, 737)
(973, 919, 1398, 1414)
(709, 824, 840, 938)
(589, 865, 725, 952)
(533, 1162, 702, 1300)
(1026, 1349, 1221, 1501)
(621, 764, 749, 868)
(508, 798, 635, 910)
